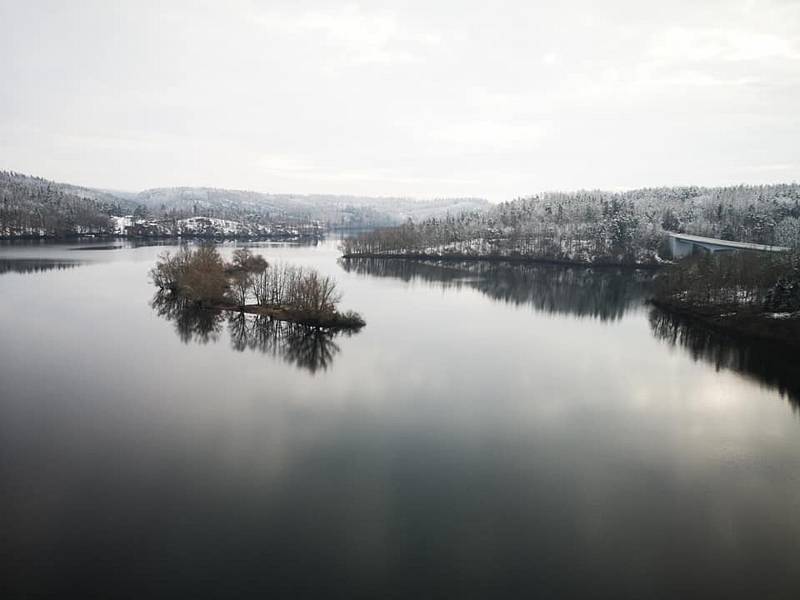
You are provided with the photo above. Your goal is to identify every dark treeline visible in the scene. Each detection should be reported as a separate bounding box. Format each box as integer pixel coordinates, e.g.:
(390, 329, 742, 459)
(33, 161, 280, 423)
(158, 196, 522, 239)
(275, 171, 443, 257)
(342, 185, 800, 264)
(654, 251, 800, 312)
(651, 250, 800, 347)
(0, 171, 131, 237)
(341, 258, 655, 321)
(649, 307, 800, 406)
(151, 291, 344, 372)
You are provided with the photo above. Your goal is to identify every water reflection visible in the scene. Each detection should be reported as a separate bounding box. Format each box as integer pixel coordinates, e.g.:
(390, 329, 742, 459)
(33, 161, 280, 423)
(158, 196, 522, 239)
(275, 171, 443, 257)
(150, 292, 224, 345)
(151, 291, 346, 373)
(0, 258, 84, 275)
(69, 244, 123, 251)
(649, 307, 800, 405)
(227, 312, 344, 372)
(5, 242, 800, 597)
(341, 258, 654, 320)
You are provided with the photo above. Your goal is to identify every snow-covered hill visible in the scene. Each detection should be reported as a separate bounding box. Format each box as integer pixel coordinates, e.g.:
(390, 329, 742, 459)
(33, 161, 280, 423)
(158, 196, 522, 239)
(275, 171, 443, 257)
(133, 187, 489, 227)
(119, 216, 323, 239)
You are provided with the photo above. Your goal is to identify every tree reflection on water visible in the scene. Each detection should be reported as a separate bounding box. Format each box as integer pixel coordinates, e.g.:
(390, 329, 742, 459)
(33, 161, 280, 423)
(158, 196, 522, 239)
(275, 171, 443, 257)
(0, 258, 84, 275)
(341, 257, 655, 321)
(649, 307, 800, 406)
(151, 291, 349, 373)
(341, 258, 800, 403)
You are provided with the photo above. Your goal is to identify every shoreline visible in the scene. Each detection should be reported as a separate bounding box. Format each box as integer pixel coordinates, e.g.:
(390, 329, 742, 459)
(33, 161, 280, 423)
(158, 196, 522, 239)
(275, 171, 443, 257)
(649, 299, 800, 348)
(198, 300, 365, 330)
(341, 253, 665, 270)
(1, 234, 323, 242)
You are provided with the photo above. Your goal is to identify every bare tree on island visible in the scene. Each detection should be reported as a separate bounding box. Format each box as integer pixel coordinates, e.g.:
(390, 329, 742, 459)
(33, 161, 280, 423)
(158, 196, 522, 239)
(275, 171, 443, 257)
(150, 245, 364, 329)
(226, 248, 268, 307)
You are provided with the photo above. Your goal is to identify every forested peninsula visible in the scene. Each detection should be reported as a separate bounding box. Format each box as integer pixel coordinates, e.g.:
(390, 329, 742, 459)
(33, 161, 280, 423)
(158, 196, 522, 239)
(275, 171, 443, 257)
(341, 185, 800, 265)
(341, 187, 800, 345)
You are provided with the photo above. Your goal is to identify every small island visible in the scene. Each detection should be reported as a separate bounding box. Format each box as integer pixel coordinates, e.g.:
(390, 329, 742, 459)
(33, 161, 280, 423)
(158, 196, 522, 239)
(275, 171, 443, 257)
(150, 246, 365, 330)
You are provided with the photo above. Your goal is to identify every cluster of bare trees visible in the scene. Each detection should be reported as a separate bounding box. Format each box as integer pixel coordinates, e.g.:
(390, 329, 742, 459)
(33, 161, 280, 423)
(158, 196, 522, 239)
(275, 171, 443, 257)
(150, 245, 346, 317)
(151, 245, 230, 302)
(250, 262, 342, 314)
(227, 248, 269, 305)
(654, 250, 800, 311)
(224, 248, 343, 314)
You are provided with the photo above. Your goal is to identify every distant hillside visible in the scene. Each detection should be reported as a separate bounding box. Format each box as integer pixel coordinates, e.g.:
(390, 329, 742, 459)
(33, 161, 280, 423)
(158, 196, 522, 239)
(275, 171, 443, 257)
(0, 170, 489, 238)
(0, 171, 138, 237)
(133, 187, 489, 228)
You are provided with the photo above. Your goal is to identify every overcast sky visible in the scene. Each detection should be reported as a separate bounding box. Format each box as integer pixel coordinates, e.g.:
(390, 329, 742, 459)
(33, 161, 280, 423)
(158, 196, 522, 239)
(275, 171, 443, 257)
(1, 0, 798, 201)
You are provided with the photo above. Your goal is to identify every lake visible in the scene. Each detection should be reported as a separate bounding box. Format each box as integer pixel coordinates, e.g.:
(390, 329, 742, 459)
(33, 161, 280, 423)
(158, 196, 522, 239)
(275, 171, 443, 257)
(1, 239, 800, 598)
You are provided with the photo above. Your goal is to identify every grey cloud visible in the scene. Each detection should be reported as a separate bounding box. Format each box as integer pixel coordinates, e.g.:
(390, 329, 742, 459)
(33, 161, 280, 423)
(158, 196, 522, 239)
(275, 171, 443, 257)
(1, 0, 798, 200)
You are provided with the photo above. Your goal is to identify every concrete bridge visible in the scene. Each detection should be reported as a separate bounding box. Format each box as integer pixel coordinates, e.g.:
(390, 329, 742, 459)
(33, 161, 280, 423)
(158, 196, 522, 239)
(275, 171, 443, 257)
(668, 232, 790, 259)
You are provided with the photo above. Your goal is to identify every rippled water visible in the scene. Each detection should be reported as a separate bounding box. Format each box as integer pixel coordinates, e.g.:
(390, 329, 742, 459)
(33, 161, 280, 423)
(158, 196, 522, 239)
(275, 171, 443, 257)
(1, 239, 799, 598)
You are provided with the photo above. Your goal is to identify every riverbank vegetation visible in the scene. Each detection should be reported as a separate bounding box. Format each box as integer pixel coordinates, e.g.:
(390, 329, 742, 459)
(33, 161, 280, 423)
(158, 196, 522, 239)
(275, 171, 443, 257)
(150, 245, 365, 329)
(654, 251, 799, 311)
(652, 250, 800, 346)
(341, 185, 800, 265)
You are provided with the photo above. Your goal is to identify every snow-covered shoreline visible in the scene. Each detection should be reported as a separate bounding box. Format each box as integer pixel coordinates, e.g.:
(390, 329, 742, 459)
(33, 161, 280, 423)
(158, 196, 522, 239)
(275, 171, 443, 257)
(2, 215, 325, 241)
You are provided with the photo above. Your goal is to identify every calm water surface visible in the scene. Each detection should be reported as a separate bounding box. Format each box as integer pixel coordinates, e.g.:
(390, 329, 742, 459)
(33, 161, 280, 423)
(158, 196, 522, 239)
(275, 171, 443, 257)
(1, 239, 799, 598)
